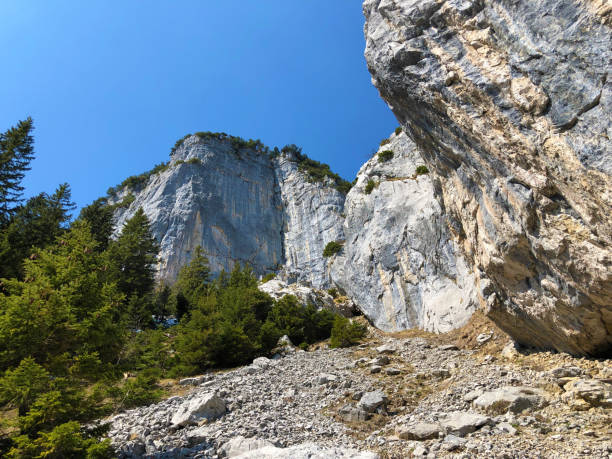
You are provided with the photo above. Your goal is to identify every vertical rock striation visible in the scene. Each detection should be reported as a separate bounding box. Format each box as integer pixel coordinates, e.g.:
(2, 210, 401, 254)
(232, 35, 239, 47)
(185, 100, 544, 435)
(112, 135, 284, 281)
(330, 131, 477, 332)
(363, 0, 611, 355)
(111, 135, 345, 289)
(274, 152, 345, 288)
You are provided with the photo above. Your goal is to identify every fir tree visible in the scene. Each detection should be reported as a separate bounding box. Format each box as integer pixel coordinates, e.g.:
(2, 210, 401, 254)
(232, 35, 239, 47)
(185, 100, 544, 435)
(174, 245, 211, 308)
(0, 118, 35, 225)
(0, 183, 75, 280)
(78, 197, 114, 251)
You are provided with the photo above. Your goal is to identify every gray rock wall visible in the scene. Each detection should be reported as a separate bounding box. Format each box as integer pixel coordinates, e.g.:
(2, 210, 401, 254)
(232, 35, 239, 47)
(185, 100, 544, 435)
(274, 153, 345, 288)
(363, 0, 611, 355)
(330, 131, 477, 332)
(112, 136, 345, 288)
(112, 136, 284, 281)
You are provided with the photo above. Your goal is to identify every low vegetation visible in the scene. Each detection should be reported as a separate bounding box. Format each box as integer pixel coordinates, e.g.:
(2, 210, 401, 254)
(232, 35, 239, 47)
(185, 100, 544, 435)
(281, 145, 352, 194)
(415, 165, 429, 175)
(330, 316, 367, 348)
(395, 126, 402, 135)
(323, 240, 343, 258)
(107, 162, 169, 197)
(364, 179, 378, 194)
(378, 150, 394, 163)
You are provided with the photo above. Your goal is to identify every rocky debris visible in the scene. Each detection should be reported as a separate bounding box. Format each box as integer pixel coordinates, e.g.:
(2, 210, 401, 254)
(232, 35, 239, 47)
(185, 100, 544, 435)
(329, 130, 478, 333)
(170, 393, 227, 428)
(476, 333, 493, 345)
(106, 322, 611, 458)
(258, 279, 351, 316)
(179, 375, 208, 386)
(440, 411, 491, 437)
(396, 422, 441, 440)
(364, 0, 612, 356)
(472, 386, 547, 414)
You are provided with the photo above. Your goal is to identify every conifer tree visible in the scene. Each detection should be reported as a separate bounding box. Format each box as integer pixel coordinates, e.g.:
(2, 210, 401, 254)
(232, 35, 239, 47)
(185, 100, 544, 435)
(0, 118, 35, 225)
(0, 183, 75, 280)
(174, 245, 210, 307)
(77, 197, 114, 251)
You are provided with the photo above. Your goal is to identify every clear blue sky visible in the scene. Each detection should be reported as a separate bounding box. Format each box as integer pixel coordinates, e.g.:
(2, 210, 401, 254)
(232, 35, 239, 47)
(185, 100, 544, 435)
(1, 1, 397, 211)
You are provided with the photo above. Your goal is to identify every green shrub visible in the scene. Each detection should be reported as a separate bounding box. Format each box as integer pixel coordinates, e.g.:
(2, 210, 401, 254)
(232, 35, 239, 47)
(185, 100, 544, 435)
(322, 241, 343, 258)
(281, 144, 352, 194)
(395, 126, 402, 135)
(330, 316, 367, 348)
(378, 150, 394, 163)
(327, 288, 339, 299)
(108, 369, 163, 410)
(107, 161, 169, 196)
(415, 165, 429, 175)
(364, 179, 377, 194)
(380, 138, 391, 147)
(261, 273, 276, 283)
(114, 193, 135, 209)
(186, 157, 202, 165)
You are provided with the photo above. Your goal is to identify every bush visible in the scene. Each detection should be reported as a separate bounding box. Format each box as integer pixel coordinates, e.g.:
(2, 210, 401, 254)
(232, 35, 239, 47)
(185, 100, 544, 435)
(186, 157, 201, 165)
(364, 180, 377, 195)
(395, 126, 402, 135)
(322, 241, 343, 258)
(327, 288, 339, 299)
(378, 150, 394, 163)
(380, 138, 390, 147)
(261, 273, 276, 283)
(330, 316, 367, 348)
(415, 165, 429, 175)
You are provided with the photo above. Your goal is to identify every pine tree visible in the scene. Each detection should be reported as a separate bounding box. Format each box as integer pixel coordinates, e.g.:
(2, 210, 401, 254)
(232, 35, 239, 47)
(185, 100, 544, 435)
(77, 197, 114, 252)
(107, 208, 159, 327)
(0, 118, 35, 225)
(109, 208, 159, 300)
(0, 183, 75, 280)
(174, 245, 211, 307)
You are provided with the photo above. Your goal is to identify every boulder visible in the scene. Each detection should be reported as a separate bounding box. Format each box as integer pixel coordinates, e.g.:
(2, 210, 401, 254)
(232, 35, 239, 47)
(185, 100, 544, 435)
(358, 391, 388, 413)
(233, 442, 378, 458)
(473, 386, 546, 414)
(338, 404, 369, 422)
(562, 379, 612, 408)
(441, 411, 491, 437)
(170, 393, 226, 428)
(219, 436, 274, 458)
(396, 422, 441, 440)
(363, 0, 612, 356)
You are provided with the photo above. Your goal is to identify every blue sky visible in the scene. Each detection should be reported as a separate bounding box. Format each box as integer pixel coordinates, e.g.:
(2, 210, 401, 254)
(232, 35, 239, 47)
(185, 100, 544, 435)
(1, 1, 397, 211)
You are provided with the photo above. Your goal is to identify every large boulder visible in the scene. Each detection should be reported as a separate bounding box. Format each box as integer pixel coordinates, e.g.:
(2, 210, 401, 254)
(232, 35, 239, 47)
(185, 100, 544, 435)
(170, 392, 226, 428)
(233, 442, 378, 459)
(363, 0, 611, 355)
(440, 411, 492, 437)
(473, 386, 547, 414)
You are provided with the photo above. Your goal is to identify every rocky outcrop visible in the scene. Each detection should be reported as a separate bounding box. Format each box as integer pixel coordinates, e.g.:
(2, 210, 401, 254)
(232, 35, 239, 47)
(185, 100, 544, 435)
(111, 135, 345, 288)
(275, 153, 345, 287)
(330, 131, 478, 332)
(364, 0, 612, 355)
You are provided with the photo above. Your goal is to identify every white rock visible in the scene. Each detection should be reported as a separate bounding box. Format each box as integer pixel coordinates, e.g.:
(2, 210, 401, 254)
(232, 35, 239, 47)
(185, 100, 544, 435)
(170, 392, 226, 428)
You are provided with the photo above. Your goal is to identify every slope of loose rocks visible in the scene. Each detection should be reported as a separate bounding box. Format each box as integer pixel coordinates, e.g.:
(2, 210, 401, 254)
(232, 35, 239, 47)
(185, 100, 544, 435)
(106, 316, 611, 458)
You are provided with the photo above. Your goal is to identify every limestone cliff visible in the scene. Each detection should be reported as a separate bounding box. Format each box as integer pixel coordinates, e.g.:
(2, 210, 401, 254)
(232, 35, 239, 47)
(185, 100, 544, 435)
(111, 135, 345, 288)
(329, 130, 478, 333)
(364, 0, 611, 355)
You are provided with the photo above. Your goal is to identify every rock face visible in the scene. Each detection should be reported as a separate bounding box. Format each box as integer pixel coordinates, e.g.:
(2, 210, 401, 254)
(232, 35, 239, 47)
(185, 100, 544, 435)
(363, 0, 612, 355)
(330, 131, 478, 332)
(112, 135, 345, 288)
